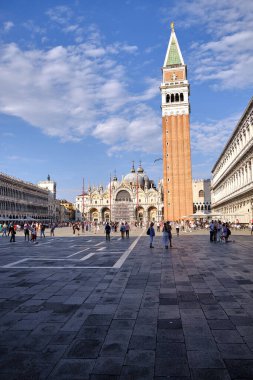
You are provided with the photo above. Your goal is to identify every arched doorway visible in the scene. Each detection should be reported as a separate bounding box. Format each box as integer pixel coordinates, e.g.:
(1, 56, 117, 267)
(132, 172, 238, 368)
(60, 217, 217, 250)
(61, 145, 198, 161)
(89, 208, 99, 222)
(101, 207, 110, 222)
(135, 206, 144, 223)
(148, 206, 157, 222)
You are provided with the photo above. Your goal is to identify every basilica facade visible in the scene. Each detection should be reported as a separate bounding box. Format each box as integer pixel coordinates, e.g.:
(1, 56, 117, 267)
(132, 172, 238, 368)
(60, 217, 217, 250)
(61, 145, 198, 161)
(75, 163, 164, 224)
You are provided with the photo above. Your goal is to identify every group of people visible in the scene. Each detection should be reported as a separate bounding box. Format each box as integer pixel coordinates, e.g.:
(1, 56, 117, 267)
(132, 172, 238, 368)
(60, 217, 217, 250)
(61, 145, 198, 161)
(0, 222, 57, 243)
(104, 222, 130, 241)
(209, 220, 231, 243)
(147, 221, 173, 249)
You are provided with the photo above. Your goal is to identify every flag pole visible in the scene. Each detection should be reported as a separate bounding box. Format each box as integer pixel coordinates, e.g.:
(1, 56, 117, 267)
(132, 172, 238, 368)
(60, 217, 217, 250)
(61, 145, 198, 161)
(109, 173, 112, 223)
(82, 178, 85, 221)
(136, 170, 139, 223)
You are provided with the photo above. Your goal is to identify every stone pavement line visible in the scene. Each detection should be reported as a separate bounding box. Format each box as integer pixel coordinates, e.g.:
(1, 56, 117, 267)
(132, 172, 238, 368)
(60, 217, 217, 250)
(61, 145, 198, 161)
(3, 257, 28, 268)
(113, 232, 143, 269)
(79, 252, 97, 261)
(67, 247, 89, 258)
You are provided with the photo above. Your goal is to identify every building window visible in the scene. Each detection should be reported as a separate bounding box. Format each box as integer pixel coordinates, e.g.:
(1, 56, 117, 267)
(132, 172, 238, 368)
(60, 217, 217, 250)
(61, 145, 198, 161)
(199, 190, 204, 197)
(166, 94, 170, 103)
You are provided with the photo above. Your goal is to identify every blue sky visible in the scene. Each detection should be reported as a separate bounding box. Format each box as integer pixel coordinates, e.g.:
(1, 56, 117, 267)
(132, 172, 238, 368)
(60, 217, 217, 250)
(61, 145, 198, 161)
(0, 0, 252, 201)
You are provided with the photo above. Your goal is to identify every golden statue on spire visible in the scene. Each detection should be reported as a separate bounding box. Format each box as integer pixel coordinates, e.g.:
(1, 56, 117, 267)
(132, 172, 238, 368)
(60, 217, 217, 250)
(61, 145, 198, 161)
(170, 21, 175, 31)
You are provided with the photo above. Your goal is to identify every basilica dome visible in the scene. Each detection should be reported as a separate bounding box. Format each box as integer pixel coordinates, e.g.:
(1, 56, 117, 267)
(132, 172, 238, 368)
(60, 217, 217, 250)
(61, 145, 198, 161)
(107, 174, 119, 190)
(123, 163, 149, 188)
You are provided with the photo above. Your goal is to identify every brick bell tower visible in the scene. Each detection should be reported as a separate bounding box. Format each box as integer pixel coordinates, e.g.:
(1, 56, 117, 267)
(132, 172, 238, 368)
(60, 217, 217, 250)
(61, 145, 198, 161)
(161, 22, 193, 221)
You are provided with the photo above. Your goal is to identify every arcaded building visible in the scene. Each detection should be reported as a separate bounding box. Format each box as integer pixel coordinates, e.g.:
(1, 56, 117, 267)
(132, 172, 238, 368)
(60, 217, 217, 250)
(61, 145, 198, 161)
(0, 172, 49, 221)
(211, 98, 253, 223)
(161, 23, 193, 221)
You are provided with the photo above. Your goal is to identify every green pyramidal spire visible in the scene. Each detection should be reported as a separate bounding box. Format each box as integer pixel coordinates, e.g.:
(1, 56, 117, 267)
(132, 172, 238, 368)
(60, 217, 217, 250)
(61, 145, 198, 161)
(164, 22, 184, 67)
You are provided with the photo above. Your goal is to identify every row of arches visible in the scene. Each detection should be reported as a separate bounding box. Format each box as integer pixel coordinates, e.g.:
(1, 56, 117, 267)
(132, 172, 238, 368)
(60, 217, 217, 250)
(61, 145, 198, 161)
(214, 114, 252, 176)
(85, 206, 160, 222)
(194, 205, 211, 211)
(166, 93, 184, 103)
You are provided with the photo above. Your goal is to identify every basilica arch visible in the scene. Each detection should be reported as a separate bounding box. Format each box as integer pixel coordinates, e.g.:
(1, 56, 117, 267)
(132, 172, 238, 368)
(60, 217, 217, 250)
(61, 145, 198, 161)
(101, 207, 110, 222)
(148, 206, 158, 222)
(115, 190, 132, 202)
(135, 206, 144, 222)
(89, 208, 99, 222)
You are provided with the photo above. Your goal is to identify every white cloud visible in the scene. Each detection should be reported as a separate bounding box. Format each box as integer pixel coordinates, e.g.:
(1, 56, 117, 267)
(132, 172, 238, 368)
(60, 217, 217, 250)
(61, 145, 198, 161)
(94, 109, 161, 156)
(3, 21, 14, 32)
(0, 27, 159, 154)
(191, 114, 240, 156)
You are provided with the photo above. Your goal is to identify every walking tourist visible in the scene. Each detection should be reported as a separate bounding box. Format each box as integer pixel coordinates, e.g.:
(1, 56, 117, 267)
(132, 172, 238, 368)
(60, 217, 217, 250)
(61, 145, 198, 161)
(105, 222, 111, 241)
(162, 221, 172, 249)
(120, 223, 126, 239)
(9, 224, 16, 243)
(209, 220, 215, 242)
(147, 222, 155, 248)
(40, 223, 46, 238)
(175, 221, 180, 236)
(221, 223, 228, 243)
(2, 223, 7, 237)
(30, 225, 37, 242)
(50, 224, 56, 237)
(125, 222, 130, 238)
(24, 223, 30, 241)
(216, 220, 222, 242)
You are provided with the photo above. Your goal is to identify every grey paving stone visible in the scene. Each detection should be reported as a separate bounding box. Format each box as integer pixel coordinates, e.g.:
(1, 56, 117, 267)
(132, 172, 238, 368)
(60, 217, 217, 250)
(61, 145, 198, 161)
(230, 316, 253, 326)
(124, 349, 155, 366)
(66, 339, 102, 358)
(187, 351, 225, 369)
(120, 365, 154, 379)
(100, 330, 132, 357)
(49, 358, 95, 379)
(77, 325, 108, 340)
(185, 335, 217, 351)
(83, 313, 113, 326)
(208, 319, 235, 330)
(156, 342, 187, 358)
(31, 322, 64, 335)
(50, 331, 77, 345)
(110, 319, 135, 330)
(157, 328, 185, 342)
(90, 376, 119, 380)
(183, 325, 212, 336)
(202, 305, 229, 320)
(190, 368, 231, 380)
(157, 318, 182, 329)
(212, 329, 244, 343)
(155, 357, 190, 377)
(224, 359, 253, 378)
(92, 356, 125, 375)
(218, 343, 253, 359)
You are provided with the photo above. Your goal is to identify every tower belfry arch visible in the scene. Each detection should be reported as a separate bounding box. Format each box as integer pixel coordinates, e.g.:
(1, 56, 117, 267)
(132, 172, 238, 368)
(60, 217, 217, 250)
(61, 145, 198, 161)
(160, 22, 193, 221)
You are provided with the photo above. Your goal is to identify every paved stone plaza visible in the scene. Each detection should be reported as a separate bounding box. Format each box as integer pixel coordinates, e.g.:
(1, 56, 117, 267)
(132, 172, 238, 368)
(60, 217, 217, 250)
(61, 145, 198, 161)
(0, 230, 253, 379)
